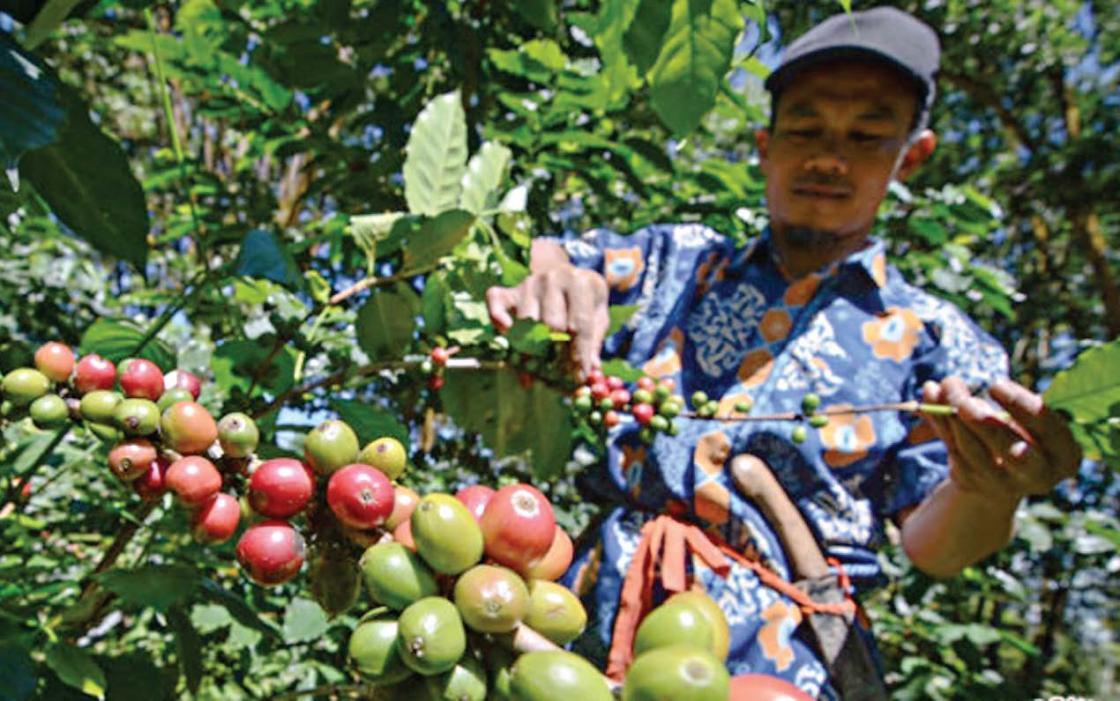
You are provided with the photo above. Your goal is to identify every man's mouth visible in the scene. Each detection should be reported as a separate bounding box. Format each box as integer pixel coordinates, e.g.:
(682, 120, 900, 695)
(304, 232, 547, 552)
(792, 183, 852, 199)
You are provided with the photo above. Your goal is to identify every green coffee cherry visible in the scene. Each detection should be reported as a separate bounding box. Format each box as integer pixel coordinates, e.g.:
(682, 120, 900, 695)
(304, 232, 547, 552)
(2, 368, 50, 406)
(657, 401, 680, 418)
(588, 411, 602, 426)
(599, 398, 615, 412)
(734, 401, 753, 414)
(690, 391, 709, 408)
(650, 415, 669, 432)
(809, 414, 829, 429)
(801, 393, 821, 414)
(30, 394, 69, 428)
(791, 426, 808, 444)
(654, 385, 671, 402)
(633, 389, 654, 405)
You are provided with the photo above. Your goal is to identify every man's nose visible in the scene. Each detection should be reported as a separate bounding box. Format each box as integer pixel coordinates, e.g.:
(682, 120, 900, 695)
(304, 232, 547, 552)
(802, 137, 849, 175)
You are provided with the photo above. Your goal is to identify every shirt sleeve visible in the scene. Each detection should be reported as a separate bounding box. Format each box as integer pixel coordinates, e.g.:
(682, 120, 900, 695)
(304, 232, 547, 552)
(863, 300, 1011, 518)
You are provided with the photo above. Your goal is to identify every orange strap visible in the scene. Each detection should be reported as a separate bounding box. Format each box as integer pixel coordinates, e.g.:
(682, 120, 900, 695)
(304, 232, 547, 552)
(605, 514, 855, 681)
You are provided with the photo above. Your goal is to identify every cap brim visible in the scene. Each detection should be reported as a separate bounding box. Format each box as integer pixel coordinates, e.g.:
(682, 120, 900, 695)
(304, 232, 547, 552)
(764, 45, 930, 100)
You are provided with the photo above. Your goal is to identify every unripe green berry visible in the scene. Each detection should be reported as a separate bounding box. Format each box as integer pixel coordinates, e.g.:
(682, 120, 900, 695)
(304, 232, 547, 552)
(632, 389, 654, 405)
(573, 395, 593, 413)
(657, 401, 680, 418)
(665, 420, 679, 436)
(654, 385, 671, 401)
(599, 398, 614, 412)
(30, 394, 69, 428)
(809, 414, 829, 429)
(791, 426, 808, 444)
(734, 401, 753, 414)
(690, 391, 709, 408)
(801, 393, 821, 414)
(649, 415, 669, 432)
(638, 427, 654, 444)
(589, 411, 602, 426)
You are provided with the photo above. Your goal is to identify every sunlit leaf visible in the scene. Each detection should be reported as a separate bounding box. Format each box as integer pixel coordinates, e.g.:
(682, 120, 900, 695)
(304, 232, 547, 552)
(404, 91, 468, 217)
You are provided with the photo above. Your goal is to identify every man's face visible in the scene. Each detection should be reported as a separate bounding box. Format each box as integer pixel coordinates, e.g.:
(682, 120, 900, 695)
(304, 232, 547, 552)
(757, 60, 930, 246)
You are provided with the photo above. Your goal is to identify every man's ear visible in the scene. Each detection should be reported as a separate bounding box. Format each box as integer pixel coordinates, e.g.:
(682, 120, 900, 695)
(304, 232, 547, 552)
(895, 129, 937, 181)
(755, 128, 771, 167)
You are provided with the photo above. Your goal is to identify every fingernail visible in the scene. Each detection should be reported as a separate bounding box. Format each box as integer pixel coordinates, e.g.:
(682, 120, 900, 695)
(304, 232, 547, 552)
(922, 380, 938, 396)
(1010, 441, 1029, 459)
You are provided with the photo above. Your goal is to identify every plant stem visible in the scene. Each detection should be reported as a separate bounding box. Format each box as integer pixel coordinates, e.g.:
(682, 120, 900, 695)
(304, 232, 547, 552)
(0, 426, 69, 509)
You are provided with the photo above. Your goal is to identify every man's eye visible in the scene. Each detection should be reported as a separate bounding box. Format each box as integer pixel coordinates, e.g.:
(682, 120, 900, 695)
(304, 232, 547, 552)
(787, 129, 819, 139)
(851, 132, 884, 143)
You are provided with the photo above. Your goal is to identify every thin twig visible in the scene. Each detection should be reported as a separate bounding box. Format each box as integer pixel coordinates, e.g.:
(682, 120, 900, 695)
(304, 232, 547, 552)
(327, 263, 440, 307)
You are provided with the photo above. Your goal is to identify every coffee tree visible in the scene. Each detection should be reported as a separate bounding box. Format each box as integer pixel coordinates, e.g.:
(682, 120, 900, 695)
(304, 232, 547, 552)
(1, 1, 1118, 699)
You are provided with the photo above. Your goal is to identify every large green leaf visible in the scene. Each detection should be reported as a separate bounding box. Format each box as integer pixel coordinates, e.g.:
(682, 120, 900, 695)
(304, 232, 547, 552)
(400, 210, 476, 274)
(0, 642, 36, 701)
(94, 564, 201, 612)
(167, 606, 202, 696)
(514, 0, 558, 32)
(211, 339, 298, 397)
(233, 229, 304, 291)
(347, 211, 408, 272)
(403, 91, 468, 217)
(282, 597, 329, 643)
(78, 319, 176, 370)
(442, 367, 573, 478)
(21, 85, 149, 266)
(330, 398, 410, 450)
(0, 31, 66, 169)
(198, 579, 281, 641)
(460, 142, 512, 215)
(355, 283, 419, 360)
(624, 0, 673, 74)
(43, 643, 106, 700)
(648, 0, 742, 136)
(1044, 339, 1120, 463)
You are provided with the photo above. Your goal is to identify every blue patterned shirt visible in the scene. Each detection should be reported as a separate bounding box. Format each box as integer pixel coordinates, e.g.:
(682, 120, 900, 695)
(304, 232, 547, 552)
(555, 224, 1008, 696)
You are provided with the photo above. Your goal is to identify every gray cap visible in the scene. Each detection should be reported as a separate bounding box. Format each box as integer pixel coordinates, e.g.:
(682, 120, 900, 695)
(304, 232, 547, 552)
(765, 7, 941, 120)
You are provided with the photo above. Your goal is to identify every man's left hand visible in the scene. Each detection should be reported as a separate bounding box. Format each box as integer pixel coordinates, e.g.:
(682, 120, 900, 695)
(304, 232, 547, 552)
(921, 377, 1082, 500)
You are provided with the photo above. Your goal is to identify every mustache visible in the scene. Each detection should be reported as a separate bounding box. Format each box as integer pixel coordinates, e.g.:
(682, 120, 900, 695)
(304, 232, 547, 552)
(793, 175, 852, 190)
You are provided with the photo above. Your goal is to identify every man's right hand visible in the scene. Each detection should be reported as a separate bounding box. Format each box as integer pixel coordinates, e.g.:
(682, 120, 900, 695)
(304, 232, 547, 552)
(485, 240, 610, 382)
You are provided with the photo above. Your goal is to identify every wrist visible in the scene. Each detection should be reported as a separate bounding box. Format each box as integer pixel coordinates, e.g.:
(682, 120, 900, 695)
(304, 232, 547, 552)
(945, 475, 1022, 513)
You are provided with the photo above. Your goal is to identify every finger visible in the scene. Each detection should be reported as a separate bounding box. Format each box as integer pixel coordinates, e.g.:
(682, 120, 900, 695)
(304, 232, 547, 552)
(570, 274, 609, 381)
(956, 394, 1022, 460)
(539, 274, 569, 332)
(947, 416, 1000, 482)
(515, 278, 542, 322)
(921, 380, 956, 450)
(486, 287, 516, 332)
(989, 380, 1078, 460)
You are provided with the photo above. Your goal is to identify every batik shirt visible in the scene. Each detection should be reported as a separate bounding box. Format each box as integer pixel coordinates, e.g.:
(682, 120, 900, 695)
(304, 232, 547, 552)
(554, 224, 1009, 699)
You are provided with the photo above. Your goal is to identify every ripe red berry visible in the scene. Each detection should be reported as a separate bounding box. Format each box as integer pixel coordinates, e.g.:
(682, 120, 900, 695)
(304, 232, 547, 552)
(518, 371, 534, 389)
(603, 410, 621, 428)
(163, 369, 202, 400)
(430, 347, 451, 366)
(133, 457, 170, 501)
(606, 375, 625, 391)
(107, 438, 158, 482)
(74, 354, 116, 395)
(34, 342, 74, 383)
(236, 520, 306, 586)
(589, 382, 610, 401)
(480, 484, 557, 575)
(165, 456, 222, 506)
(160, 401, 218, 455)
(586, 368, 605, 386)
(632, 403, 655, 425)
(428, 375, 445, 390)
(248, 458, 316, 519)
(326, 464, 394, 529)
(118, 358, 165, 401)
(609, 389, 631, 407)
(637, 376, 656, 392)
(455, 484, 496, 522)
(192, 493, 241, 544)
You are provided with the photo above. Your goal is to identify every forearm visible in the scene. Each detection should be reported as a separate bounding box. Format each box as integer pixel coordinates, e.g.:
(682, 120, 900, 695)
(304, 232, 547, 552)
(899, 478, 1020, 578)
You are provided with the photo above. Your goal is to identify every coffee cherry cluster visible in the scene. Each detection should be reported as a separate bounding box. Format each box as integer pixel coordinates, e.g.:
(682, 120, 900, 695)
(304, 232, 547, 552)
(572, 370, 683, 444)
(347, 480, 590, 699)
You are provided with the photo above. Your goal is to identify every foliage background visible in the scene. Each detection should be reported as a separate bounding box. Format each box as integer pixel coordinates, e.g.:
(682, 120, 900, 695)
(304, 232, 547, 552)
(0, 0, 1117, 699)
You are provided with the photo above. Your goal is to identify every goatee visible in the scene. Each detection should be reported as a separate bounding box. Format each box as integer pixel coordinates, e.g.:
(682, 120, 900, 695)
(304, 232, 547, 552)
(785, 226, 844, 251)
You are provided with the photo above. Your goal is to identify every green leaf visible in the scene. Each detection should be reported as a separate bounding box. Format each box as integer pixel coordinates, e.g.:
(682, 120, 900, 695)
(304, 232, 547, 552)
(198, 579, 281, 641)
(190, 603, 232, 634)
(211, 339, 298, 396)
(21, 85, 149, 267)
(94, 564, 201, 612)
(401, 210, 476, 274)
(421, 271, 449, 336)
(442, 368, 574, 478)
(233, 229, 304, 290)
(329, 398, 410, 451)
(624, 0, 673, 74)
(0, 641, 36, 701)
(514, 0, 558, 31)
(167, 606, 202, 696)
(602, 358, 643, 382)
(355, 283, 419, 360)
(96, 652, 176, 701)
(460, 143, 513, 215)
(348, 211, 407, 272)
(282, 597, 330, 643)
(404, 91, 468, 217)
(504, 319, 556, 356)
(44, 643, 106, 700)
(1043, 339, 1120, 461)
(607, 305, 639, 335)
(0, 31, 66, 169)
(77, 319, 176, 370)
(648, 0, 743, 136)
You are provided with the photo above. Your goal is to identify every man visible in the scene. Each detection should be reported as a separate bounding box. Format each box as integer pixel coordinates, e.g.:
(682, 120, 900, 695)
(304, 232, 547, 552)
(486, 7, 1081, 698)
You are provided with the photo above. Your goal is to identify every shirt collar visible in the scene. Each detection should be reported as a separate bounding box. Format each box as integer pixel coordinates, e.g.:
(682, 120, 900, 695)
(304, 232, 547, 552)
(732, 227, 889, 289)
